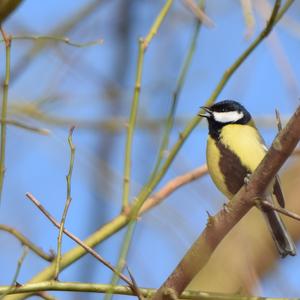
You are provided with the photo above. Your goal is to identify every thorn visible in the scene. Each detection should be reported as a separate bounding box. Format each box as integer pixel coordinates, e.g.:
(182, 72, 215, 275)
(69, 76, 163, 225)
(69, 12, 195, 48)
(206, 211, 214, 226)
(223, 202, 230, 213)
(126, 266, 143, 300)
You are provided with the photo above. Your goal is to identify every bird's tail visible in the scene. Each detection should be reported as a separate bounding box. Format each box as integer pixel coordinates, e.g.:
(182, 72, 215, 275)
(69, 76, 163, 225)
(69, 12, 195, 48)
(262, 198, 296, 257)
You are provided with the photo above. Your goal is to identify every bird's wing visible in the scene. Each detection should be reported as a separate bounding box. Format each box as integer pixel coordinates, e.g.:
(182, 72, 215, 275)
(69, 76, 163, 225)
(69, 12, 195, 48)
(273, 176, 285, 208)
(256, 132, 285, 208)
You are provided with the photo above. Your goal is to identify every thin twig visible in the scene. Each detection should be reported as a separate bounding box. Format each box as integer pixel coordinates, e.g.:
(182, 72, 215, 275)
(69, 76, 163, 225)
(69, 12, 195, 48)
(0, 35, 103, 47)
(54, 127, 75, 279)
(140, 164, 208, 214)
(0, 118, 50, 135)
(127, 267, 144, 300)
(182, 0, 214, 27)
(122, 39, 144, 211)
(104, 222, 136, 300)
(240, 0, 256, 39)
(122, 0, 173, 211)
(0, 27, 11, 204)
(0, 224, 54, 261)
(261, 200, 300, 222)
(25, 193, 134, 289)
(275, 108, 283, 131)
(0, 246, 28, 299)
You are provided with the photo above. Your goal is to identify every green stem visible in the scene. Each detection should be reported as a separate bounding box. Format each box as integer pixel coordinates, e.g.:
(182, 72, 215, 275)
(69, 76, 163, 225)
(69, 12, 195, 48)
(0, 35, 103, 47)
(0, 28, 11, 204)
(0, 118, 50, 135)
(0, 246, 28, 299)
(122, 39, 144, 211)
(104, 221, 136, 300)
(122, 0, 174, 211)
(54, 127, 76, 279)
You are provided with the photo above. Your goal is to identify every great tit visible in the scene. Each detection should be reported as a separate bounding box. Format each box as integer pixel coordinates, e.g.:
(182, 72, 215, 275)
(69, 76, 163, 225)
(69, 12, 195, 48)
(200, 100, 296, 257)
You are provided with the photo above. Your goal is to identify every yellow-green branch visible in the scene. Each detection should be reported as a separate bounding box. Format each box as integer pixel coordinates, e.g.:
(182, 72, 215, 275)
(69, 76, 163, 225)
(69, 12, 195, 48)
(0, 27, 11, 204)
(122, 0, 174, 211)
(0, 35, 103, 48)
(0, 281, 293, 300)
(54, 127, 75, 279)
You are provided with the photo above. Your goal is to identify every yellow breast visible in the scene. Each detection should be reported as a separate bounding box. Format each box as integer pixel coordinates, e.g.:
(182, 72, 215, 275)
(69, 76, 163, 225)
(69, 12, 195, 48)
(220, 124, 266, 171)
(206, 124, 267, 199)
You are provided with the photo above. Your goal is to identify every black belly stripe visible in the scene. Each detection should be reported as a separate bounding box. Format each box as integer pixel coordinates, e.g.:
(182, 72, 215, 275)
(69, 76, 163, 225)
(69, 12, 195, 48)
(216, 141, 250, 196)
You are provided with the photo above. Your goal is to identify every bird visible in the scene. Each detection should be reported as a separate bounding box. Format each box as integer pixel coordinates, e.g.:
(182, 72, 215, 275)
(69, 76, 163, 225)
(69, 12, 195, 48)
(199, 100, 296, 257)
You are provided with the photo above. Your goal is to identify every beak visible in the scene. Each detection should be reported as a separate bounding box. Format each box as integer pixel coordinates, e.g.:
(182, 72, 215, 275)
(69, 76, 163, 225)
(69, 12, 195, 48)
(198, 106, 212, 118)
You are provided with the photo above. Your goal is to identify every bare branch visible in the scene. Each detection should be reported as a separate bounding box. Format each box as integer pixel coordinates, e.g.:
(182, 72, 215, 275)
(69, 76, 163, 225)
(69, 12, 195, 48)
(261, 200, 300, 222)
(0, 35, 103, 47)
(0, 26, 11, 204)
(140, 164, 208, 214)
(54, 127, 75, 279)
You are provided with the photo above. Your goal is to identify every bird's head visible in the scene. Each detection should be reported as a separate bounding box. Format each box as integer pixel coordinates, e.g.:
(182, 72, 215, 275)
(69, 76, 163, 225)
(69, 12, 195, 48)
(199, 100, 251, 126)
(199, 100, 253, 139)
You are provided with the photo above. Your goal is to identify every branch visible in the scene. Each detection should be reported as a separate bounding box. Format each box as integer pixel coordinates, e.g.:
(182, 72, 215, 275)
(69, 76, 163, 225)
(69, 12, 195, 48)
(1, 281, 297, 299)
(240, 0, 256, 39)
(182, 0, 214, 27)
(261, 200, 300, 222)
(0, 35, 103, 47)
(122, 0, 173, 210)
(151, 105, 300, 299)
(54, 127, 75, 279)
(0, 118, 50, 135)
(0, 224, 54, 261)
(0, 26, 11, 204)
(0, 246, 28, 299)
(140, 164, 208, 214)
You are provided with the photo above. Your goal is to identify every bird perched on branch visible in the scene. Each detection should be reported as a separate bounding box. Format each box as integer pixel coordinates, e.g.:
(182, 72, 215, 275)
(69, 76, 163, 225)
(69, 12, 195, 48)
(199, 100, 296, 257)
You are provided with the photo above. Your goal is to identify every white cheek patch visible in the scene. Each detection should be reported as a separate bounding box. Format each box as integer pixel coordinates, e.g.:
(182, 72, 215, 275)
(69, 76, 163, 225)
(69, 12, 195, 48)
(212, 111, 244, 123)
